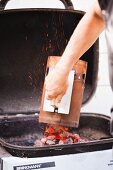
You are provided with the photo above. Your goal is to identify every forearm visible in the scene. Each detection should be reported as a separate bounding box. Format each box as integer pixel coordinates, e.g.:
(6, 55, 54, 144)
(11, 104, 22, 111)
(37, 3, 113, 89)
(56, 1, 105, 74)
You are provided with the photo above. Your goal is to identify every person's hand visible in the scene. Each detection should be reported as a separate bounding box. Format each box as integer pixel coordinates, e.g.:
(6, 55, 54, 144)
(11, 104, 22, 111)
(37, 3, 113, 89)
(45, 66, 69, 107)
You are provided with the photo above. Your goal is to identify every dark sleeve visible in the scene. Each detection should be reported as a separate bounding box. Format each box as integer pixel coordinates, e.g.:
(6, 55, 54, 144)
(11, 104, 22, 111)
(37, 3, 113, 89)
(98, 0, 108, 10)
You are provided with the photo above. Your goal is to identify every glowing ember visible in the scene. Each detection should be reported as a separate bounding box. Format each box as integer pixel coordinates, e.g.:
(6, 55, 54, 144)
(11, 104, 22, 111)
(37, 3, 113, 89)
(39, 124, 84, 145)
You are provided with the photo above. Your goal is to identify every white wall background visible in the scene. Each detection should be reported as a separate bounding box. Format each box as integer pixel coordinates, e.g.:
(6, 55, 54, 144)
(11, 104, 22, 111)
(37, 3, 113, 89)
(5, 0, 113, 116)
(5, 0, 94, 10)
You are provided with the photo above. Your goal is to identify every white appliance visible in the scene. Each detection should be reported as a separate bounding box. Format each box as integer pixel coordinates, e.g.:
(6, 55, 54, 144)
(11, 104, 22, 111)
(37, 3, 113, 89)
(0, 147, 113, 170)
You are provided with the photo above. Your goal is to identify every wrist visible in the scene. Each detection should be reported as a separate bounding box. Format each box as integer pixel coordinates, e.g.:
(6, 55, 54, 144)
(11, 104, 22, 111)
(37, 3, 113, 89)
(55, 63, 70, 77)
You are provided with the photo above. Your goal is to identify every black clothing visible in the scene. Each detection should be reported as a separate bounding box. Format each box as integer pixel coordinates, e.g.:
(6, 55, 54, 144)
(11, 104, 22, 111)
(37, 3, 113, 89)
(98, 0, 108, 10)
